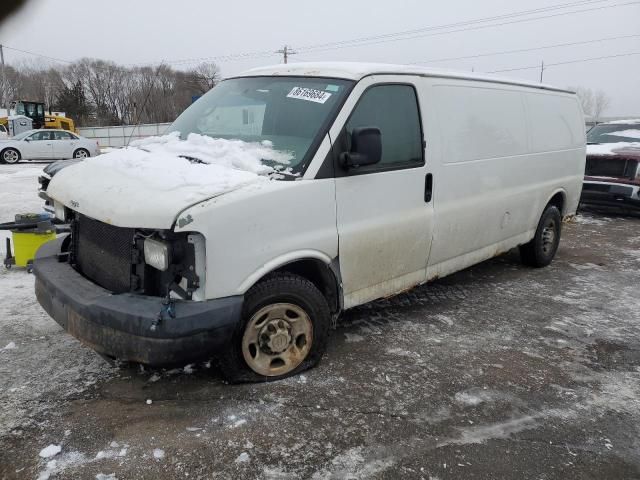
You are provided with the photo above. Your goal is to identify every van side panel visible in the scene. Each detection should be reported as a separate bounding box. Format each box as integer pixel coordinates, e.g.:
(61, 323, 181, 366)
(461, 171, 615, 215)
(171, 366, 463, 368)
(425, 79, 584, 279)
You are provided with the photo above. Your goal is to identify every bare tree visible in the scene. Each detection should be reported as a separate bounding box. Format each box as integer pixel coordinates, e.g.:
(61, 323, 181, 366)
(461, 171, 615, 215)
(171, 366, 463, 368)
(1, 57, 221, 126)
(592, 89, 611, 123)
(569, 86, 594, 117)
(185, 62, 221, 95)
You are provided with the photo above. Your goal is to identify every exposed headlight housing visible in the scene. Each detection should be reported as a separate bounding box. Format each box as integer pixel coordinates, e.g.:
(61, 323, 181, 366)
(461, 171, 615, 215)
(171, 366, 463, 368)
(144, 238, 171, 271)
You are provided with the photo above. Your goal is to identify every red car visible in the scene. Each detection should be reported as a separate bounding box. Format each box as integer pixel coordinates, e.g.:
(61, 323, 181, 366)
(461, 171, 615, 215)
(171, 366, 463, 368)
(581, 120, 640, 211)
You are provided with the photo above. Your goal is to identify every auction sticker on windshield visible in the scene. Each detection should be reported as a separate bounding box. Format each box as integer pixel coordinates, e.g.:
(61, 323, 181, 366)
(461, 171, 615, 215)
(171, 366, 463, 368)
(287, 87, 332, 104)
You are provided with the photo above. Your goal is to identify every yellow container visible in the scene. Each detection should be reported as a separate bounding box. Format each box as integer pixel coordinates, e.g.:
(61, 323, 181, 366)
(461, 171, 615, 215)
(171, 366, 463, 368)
(12, 231, 56, 267)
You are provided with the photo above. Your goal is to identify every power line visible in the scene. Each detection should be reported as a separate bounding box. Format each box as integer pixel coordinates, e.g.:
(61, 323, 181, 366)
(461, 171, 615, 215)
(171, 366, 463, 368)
(296, 0, 613, 53)
(295, 1, 640, 55)
(487, 51, 640, 73)
(141, 0, 631, 66)
(409, 33, 640, 65)
(1, 0, 638, 71)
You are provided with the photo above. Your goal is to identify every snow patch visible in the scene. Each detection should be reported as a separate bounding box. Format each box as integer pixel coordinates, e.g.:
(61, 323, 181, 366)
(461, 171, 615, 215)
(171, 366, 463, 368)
(96, 474, 117, 480)
(39, 444, 62, 458)
(235, 452, 250, 463)
(311, 447, 394, 479)
(608, 129, 640, 140)
(2, 341, 16, 350)
(344, 333, 364, 343)
(586, 142, 640, 156)
(153, 448, 165, 459)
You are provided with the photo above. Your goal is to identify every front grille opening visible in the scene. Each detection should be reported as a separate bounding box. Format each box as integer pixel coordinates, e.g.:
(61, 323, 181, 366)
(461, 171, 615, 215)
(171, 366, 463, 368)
(73, 215, 135, 293)
(69, 214, 199, 298)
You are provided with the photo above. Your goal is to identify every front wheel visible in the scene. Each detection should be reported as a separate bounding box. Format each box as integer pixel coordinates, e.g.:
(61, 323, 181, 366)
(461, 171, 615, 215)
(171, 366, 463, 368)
(1, 148, 20, 164)
(219, 273, 331, 383)
(520, 205, 562, 267)
(73, 148, 90, 159)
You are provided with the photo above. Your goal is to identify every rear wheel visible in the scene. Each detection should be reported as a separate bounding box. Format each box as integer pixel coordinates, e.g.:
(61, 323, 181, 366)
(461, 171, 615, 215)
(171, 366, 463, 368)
(73, 148, 89, 159)
(520, 205, 562, 267)
(219, 273, 330, 383)
(1, 148, 20, 164)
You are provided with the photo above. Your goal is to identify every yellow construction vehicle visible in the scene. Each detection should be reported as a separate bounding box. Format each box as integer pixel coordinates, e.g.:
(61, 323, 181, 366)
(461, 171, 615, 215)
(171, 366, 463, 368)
(0, 100, 77, 133)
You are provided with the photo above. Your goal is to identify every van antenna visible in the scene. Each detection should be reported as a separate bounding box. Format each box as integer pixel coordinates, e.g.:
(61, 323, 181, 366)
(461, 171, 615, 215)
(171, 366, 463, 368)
(125, 61, 165, 147)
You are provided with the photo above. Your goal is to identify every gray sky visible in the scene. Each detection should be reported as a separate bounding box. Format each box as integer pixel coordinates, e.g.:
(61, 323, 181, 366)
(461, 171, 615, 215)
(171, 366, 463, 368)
(2, 0, 639, 115)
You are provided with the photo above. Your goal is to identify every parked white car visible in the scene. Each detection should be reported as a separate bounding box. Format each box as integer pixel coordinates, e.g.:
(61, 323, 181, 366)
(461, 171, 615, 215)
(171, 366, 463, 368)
(0, 129, 99, 164)
(34, 62, 585, 382)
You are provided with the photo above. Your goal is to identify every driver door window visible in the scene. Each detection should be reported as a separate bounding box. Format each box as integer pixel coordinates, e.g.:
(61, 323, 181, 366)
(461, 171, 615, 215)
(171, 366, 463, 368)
(25, 131, 53, 159)
(343, 84, 424, 171)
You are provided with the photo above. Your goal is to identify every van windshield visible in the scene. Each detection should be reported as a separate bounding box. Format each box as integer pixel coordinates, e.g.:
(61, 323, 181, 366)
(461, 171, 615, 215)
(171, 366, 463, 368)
(168, 76, 353, 174)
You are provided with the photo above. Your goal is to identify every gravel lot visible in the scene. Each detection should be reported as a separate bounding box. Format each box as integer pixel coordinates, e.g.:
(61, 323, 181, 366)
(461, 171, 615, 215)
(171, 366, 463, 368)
(1, 163, 639, 479)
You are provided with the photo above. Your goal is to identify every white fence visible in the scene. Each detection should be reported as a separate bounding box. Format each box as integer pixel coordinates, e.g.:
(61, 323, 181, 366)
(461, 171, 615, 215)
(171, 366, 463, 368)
(78, 123, 171, 148)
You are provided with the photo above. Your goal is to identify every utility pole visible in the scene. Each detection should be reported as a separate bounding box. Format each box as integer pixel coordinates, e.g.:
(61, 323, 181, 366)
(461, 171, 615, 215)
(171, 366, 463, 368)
(0, 44, 6, 113)
(539, 60, 545, 83)
(276, 45, 296, 64)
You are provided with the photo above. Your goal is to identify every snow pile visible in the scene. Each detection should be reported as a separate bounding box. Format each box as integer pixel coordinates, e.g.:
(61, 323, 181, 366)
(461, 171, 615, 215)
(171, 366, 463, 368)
(49, 132, 296, 218)
(609, 129, 640, 140)
(130, 132, 292, 174)
(587, 142, 640, 156)
(85, 132, 292, 198)
(2, 341, 16, 350)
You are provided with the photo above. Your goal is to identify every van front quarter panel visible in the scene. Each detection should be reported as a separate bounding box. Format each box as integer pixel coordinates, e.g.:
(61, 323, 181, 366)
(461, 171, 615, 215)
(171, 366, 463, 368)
(174, 179, 339, 300)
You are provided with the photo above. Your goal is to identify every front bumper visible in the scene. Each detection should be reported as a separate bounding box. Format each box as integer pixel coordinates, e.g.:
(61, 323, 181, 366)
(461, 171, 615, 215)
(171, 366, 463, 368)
(33, 237, 243, 367)
(580, 190, 640, 210)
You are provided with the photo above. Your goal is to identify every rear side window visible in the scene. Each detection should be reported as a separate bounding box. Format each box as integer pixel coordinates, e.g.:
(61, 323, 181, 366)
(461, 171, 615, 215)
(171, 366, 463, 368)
(54, 131, 73, 140)
(526, 93, 583, 152)
(346, 84, 423, 167)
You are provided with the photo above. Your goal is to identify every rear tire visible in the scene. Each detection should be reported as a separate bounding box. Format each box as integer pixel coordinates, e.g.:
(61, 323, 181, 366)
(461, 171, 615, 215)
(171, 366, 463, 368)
(1, 148, 20, 164)
(520, 205, 562, 267)
(218, 273, 331, 383)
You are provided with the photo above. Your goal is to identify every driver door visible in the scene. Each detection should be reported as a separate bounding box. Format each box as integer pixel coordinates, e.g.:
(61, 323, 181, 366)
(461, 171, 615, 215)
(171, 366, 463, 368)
(23, 131, 54, 159)
(331, 77, 434, 308)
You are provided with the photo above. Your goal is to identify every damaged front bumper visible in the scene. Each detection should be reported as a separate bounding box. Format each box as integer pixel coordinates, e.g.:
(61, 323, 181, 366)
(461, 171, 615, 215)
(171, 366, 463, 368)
(33, 237, 243, 367)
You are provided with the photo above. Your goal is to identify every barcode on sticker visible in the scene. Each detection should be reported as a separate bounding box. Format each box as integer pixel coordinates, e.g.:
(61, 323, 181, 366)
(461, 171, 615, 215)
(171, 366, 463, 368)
(287, 87, 332, 104)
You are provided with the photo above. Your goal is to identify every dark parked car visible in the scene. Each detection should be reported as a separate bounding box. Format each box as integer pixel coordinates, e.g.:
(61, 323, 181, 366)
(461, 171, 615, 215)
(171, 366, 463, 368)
(581, 120, 640, 211)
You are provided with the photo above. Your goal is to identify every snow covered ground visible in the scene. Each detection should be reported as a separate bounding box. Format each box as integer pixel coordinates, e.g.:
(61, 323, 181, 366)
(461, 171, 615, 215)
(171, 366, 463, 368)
(1, 162, 640, 479)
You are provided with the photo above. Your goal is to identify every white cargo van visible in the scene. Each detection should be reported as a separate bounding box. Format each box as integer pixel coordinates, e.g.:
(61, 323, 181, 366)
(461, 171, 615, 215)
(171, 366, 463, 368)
(34, 63, 585, 382)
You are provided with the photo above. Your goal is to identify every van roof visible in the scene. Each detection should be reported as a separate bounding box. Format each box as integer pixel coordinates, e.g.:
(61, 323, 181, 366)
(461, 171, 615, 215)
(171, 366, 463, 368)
(237, 61, 574, 94)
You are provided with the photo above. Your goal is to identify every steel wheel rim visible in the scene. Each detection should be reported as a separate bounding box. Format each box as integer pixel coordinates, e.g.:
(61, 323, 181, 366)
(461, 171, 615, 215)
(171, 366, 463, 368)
(3, 150, 18, 163)
(541, 219, 557, 255)
(242, 303, 313, 377)
(75, 150, 88, 158)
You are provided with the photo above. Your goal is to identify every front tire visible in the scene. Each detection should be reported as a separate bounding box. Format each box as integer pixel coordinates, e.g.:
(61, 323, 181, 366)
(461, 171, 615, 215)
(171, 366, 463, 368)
(219, 273, 331, 383)
(73, 148, 90, 159)
(520, 205, 562, 267)
(1, 148, 20, 164)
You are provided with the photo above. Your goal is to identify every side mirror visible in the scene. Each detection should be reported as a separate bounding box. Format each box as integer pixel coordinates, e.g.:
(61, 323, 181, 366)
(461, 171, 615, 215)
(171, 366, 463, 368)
(340, 127, 382, 169)
(24, 138, 31, 142)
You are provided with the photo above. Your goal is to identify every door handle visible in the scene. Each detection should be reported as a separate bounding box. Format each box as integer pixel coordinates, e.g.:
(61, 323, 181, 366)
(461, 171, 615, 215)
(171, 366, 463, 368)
(424, 173, 433, 203)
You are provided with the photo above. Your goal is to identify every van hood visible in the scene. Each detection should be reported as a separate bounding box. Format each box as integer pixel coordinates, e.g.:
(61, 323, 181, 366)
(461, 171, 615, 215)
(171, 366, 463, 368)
(46, 133, 293, 229)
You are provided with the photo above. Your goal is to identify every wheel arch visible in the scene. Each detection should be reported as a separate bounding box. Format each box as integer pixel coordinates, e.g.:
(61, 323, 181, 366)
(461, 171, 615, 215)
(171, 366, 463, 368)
(1, 146, 21, 162)
(545, 189, 567, 216)
(237, 251, 343, 315)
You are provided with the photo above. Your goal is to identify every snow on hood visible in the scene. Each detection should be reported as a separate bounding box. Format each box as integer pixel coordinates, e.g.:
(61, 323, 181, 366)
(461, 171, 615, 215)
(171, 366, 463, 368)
(586, 141, 640, 157)
(46, 132, 294, 229)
